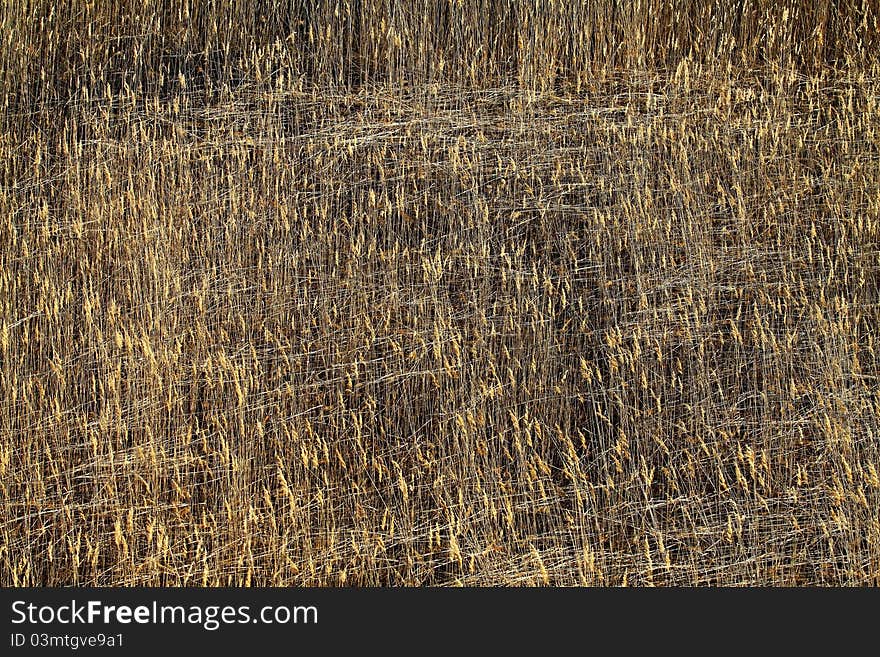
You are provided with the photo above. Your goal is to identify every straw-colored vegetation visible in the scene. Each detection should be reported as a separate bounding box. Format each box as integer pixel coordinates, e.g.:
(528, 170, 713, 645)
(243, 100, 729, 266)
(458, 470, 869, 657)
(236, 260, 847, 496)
(2, 1, 879, 586)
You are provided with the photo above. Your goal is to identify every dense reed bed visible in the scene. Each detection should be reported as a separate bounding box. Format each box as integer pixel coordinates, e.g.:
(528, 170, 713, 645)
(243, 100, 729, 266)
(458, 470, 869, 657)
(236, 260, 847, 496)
(2, 1, 879, 585)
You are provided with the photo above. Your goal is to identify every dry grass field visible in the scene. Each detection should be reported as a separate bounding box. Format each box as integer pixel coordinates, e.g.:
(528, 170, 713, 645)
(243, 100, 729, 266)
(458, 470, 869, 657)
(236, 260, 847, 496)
(2, 1, 879, 586)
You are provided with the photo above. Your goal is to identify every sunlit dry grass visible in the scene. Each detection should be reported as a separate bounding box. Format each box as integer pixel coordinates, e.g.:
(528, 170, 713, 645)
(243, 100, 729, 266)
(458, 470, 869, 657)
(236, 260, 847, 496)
(1, 1, 879, 586)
